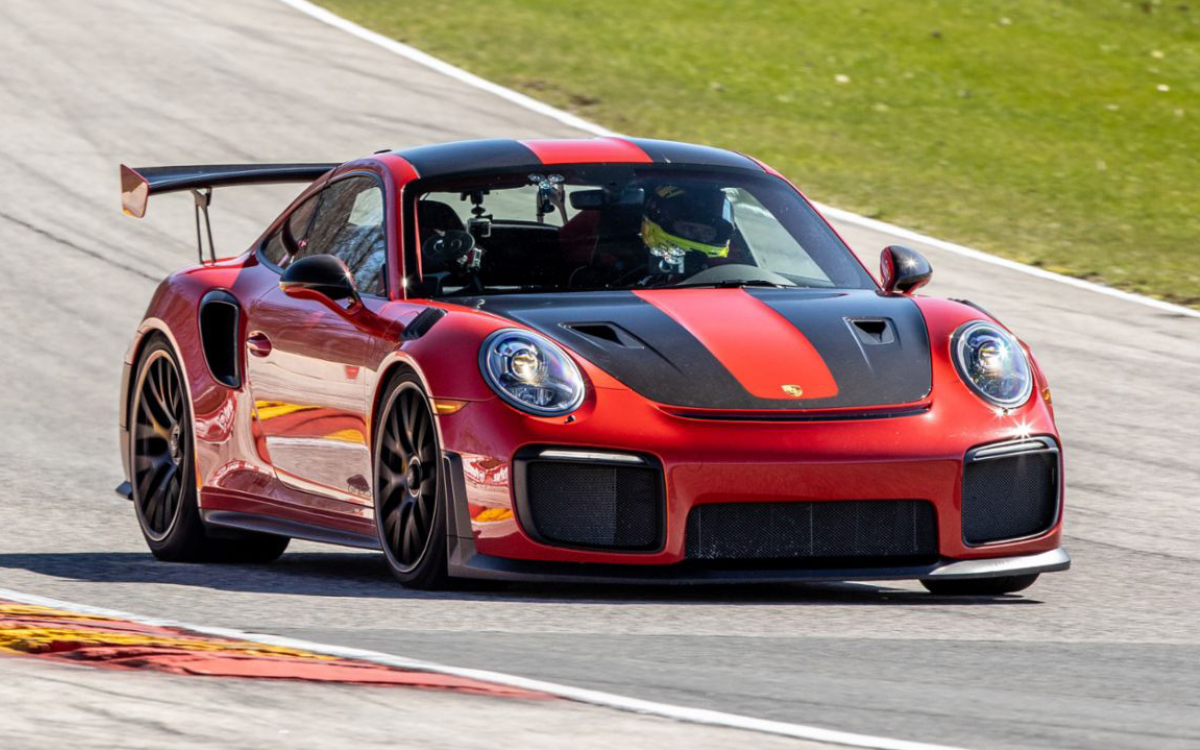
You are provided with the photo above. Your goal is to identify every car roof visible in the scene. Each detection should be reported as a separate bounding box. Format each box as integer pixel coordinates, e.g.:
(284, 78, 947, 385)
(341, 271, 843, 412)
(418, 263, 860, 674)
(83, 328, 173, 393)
(386, 137, 765, 180)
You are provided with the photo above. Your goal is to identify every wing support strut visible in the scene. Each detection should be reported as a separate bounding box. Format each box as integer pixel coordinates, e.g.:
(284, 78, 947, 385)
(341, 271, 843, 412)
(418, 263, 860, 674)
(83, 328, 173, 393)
(192, 188, 216, 264)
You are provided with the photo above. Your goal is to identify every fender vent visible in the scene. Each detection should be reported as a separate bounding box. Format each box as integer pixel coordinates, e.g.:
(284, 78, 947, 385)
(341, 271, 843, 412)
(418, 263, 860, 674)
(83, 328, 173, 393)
(403, 307, 446, 340)
(199, 291, 241, 388)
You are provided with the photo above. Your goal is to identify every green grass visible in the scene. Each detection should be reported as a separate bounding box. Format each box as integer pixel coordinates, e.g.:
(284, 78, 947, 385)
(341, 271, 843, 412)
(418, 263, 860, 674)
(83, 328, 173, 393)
(317, 0, 1200, 307)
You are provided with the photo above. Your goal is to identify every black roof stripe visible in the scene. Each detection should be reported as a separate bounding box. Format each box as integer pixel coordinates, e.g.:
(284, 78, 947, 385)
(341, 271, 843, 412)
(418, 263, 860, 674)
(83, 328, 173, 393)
(395, 139, 541, 178)
(620, 138, 763, 171)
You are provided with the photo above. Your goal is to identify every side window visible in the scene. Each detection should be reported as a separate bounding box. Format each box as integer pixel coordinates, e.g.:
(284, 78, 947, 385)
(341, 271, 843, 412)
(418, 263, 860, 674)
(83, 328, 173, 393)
(262, 193, 320, 268)
(306, 177, 388, 297)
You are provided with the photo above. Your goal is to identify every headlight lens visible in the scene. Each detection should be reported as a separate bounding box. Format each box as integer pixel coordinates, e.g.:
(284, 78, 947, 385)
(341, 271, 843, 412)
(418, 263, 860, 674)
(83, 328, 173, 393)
(480, 329, 585, 415)
(953, 322, 1033, 407)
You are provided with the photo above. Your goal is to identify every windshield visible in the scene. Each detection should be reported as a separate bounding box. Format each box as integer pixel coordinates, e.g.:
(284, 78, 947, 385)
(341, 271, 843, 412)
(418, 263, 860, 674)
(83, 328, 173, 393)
(407, 166, 875, 297)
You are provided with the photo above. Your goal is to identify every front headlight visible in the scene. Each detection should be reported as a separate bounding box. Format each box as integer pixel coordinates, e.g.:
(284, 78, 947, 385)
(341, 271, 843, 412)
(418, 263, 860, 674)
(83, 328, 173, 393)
(479, 329, 585, 416)
(952, 321, 1033, 408)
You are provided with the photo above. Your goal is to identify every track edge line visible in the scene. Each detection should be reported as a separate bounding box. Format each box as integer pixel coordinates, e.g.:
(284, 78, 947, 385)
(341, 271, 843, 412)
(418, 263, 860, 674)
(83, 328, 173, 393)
(0, 586, 968, 750)
(275, 0, 1199, 320)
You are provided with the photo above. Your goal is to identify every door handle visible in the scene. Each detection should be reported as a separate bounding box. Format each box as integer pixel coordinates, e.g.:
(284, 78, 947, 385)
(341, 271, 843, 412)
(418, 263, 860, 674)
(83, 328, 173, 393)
(247, 332, 273, 357)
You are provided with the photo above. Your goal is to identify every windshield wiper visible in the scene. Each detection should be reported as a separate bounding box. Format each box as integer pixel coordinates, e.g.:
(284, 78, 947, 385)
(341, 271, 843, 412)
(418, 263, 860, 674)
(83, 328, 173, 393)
(664, 279, 797, 290)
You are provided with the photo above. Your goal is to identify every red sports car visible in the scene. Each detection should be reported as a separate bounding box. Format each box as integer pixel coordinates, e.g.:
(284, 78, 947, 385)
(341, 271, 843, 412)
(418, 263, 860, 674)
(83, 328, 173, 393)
(116, 138, 1068, 594)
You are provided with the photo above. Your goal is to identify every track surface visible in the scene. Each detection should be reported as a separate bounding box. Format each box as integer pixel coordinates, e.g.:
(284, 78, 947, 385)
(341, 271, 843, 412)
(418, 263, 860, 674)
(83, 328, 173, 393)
(1, 1, 1198, 748)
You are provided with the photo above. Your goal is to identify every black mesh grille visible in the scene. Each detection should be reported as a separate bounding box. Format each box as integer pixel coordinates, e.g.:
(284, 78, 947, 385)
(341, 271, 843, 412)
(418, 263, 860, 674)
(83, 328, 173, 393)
(962, 451, 1058, 545)
(685, 500, 937, 561)
(524, 462, 662, 550)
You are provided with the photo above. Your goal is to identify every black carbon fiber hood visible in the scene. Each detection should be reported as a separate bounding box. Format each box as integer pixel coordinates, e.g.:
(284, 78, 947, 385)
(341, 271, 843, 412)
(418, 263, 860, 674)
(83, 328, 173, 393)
(473, 289, 932, 410)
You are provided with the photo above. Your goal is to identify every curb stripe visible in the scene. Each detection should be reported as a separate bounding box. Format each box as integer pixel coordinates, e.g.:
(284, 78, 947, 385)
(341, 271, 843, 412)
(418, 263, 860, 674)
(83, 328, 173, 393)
(0, 587, 968, 750)
(0, 599, 545, 697)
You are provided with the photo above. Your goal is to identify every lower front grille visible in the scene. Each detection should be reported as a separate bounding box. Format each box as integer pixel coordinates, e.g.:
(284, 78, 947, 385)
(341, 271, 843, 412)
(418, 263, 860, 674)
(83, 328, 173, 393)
(519, 458, 663, 551)
(961, 439, 1059, 545)
(685, 500, 938, 561)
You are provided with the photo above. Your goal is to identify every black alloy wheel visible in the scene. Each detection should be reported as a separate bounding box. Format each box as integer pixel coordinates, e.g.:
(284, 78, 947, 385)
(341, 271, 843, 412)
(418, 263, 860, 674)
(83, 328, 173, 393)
(132, 346, 189, 543)
(374, 373, 448, 588)
(130, 336, 288, 563)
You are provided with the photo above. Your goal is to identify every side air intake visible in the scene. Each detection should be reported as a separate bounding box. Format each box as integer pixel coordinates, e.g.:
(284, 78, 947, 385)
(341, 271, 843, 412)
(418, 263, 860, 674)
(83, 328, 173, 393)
(961, 438, 1060, 545)
(199, 290, 241, 388)
(513, 448, 664, 552)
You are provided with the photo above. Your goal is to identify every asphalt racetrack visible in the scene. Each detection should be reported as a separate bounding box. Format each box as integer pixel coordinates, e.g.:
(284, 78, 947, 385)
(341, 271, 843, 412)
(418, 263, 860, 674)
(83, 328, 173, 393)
(0, 1, 1198, 748)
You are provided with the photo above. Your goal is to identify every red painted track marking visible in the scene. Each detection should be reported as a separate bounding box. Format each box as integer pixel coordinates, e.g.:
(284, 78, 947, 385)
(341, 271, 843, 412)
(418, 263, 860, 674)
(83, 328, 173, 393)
(633, 288, 838, 400)
(0, 601, 547, 697)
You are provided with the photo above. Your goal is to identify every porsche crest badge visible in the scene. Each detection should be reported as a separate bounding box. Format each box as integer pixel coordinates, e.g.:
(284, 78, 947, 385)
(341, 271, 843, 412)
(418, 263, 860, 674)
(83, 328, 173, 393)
(781, 385, 804, 398)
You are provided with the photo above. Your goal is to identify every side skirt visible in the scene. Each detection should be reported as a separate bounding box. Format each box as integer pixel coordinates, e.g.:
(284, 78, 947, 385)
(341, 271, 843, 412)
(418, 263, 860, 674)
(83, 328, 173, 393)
(200, 509, 381, 550)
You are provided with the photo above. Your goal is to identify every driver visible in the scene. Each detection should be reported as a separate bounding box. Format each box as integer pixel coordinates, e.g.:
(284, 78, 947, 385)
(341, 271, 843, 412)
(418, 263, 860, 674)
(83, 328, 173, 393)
(640, 184, 733, 275)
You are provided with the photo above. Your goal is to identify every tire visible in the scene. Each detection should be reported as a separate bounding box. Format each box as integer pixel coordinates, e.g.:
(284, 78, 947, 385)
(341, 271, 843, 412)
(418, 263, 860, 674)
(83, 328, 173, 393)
(129, 335, 289, 563)
(920, 573, 1039, 596)
(373, 370, 449, 589)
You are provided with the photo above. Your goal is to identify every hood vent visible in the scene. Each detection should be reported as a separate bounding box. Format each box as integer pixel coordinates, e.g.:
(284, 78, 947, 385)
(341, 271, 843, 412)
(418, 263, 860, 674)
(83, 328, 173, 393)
(848, 318, 896, 346)
(563, 322, 644, 349)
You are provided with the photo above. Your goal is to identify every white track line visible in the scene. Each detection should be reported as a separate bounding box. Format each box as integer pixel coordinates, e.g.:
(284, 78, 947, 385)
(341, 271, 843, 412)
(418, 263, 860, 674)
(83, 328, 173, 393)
(0, 586, 966, 750)
(277, 0, 1199, 320)
(811, 203, 1200, 319)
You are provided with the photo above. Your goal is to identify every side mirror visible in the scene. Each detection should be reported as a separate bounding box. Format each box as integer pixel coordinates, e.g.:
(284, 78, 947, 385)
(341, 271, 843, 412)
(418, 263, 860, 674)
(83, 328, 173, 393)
(880, 245, 932, 295)
(280, 254, 361, 307)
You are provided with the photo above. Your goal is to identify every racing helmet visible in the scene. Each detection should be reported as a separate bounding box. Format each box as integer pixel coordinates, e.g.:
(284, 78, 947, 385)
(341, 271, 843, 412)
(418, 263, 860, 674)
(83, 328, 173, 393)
(641, 183, 733, 264)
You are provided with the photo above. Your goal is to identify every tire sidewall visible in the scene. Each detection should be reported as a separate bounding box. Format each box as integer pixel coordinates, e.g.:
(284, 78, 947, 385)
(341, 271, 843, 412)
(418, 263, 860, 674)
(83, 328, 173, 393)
(130, 336, 205, 557)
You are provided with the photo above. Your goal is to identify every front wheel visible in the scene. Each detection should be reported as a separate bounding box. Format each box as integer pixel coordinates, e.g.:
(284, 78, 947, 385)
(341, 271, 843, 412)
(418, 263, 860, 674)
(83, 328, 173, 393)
(130, 336, 289, 563)
(373, 372, 449, 589)
(920, 574, 1039, 596)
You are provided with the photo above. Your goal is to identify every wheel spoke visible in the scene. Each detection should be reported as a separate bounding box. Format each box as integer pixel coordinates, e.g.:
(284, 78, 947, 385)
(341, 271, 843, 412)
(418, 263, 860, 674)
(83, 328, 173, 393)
(138, 395, 169, 438)
(134, 423, 165, 442)
(402, 512, 421, 562)
(413, 411, 428, 456)
(383, 429, 402, 458)
(412, 491, 428, 534)
(143, 474, 166, 529)
(166, 463, 182, 515)
(389, 404, 411, 457)
(394, 502, 410, 556)
(379, 465, 403, 500)
(169, 367, 182, 417)
(384, 507, 400, 549)
(148, 363, 171, 425)
(135, 451, 169, 496)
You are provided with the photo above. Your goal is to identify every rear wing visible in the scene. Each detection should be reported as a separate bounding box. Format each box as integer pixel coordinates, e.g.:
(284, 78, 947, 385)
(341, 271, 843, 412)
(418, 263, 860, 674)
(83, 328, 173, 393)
(119, 162, 337, 262)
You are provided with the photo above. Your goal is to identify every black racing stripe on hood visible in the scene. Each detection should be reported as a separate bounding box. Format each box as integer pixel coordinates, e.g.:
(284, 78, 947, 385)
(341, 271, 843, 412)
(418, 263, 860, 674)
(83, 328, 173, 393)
(474, 290, 932, 410)
(395, 139, 541, 178)
(622, 139, 764, 172)
(477, 292, 755, 409)
(745, 289, 932, 407)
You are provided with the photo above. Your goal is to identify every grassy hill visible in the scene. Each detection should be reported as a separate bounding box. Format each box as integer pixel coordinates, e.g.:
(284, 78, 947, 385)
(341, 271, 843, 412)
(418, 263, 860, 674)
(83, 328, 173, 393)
(318, 0, 1200, 307)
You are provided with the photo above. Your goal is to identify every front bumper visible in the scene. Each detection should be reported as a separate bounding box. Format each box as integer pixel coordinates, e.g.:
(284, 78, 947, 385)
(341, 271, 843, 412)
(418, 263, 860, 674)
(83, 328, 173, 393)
(438, 380, 1065, 568)
(438, 443, 1068, 584)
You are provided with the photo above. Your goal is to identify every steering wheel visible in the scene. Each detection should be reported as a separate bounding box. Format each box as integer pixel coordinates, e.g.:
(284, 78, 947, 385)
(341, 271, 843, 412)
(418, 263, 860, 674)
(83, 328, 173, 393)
(422, 230, 476, 264)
